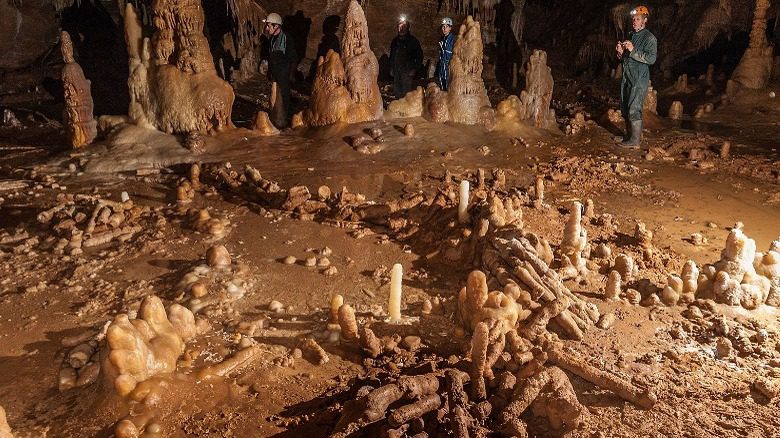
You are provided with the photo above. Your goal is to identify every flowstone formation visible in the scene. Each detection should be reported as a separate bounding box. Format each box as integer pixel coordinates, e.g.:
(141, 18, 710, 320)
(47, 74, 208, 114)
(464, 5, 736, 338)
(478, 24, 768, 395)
(123, 0, 234, 134)
(654, 227, 779, 309)
(423, 16, 495, 127)
(496, 50, 557, 130)
(60, 31, 97, 149)
(296, 1, 382, 127)
(101, 295, 196, 397)
(386, 86, 424, 118)
(727, 0, 774, 97)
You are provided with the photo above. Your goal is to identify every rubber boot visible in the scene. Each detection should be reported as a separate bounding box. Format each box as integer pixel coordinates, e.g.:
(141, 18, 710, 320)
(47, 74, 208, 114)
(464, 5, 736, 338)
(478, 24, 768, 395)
(620, 120, 642, 148)
(613, 119, 630, 143)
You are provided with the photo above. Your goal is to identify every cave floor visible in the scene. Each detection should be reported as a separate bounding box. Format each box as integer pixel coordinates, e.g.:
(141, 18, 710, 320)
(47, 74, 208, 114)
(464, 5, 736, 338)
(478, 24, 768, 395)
(0, 95, 779, 437)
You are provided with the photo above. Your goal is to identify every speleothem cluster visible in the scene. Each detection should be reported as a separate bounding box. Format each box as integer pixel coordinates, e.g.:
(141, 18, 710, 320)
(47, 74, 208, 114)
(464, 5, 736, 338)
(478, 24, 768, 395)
(422, 16, 495, 127)
(2, 193, 152, 257)
(327, 266, 654, 436)
(123, 0, 234, 135)
(659, 227, 780, 309)
(295, 1, 382, 127)
(496, 50, 557, 130)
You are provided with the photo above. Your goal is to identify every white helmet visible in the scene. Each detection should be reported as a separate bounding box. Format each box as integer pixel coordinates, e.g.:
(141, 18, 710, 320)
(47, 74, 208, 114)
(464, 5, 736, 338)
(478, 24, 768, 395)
(442, 17, 453, 26)
(264, 13, 282, 25)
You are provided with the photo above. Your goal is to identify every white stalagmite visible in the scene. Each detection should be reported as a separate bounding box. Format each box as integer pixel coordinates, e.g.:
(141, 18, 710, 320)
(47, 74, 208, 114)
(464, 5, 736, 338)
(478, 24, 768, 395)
(389, 264, 403, 323)
(458, 180, 470, 224)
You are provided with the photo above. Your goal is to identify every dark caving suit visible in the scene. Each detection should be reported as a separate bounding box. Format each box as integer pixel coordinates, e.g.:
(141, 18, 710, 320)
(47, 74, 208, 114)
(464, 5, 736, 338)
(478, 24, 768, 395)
(619, 27, 657, 145)
(390, 32, 423, 99)
(268, 30, 297, 127)
(436, 31, 455, 90)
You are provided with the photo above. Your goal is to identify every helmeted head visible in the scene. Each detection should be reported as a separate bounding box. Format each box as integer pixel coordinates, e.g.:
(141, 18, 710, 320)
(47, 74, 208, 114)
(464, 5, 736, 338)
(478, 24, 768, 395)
(263, 13, 283, 36)
(630, 5, 649, 31)
(398, 15, 410, 34)
(441, 17, 453, 36)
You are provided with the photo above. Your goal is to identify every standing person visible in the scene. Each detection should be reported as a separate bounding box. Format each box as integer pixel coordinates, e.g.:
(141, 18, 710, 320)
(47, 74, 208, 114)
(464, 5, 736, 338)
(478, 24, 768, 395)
(615, 5, 657, 148)
(389, 16, 423, 99)
(263, 13, 297, 128)
(435, 17, 455, 91)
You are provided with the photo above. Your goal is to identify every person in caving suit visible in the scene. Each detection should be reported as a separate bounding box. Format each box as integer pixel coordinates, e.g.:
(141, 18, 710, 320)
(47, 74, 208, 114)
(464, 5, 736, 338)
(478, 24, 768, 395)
(390, 15, 423, 99)
(263, 12, 297, 128)
(435, 17, 456, 91)
(615, 5, 657, 148)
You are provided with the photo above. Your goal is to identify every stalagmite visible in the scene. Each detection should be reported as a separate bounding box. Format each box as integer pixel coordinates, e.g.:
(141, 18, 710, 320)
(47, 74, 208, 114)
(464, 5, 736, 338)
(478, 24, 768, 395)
(720, 141, 731, 159)
(643, 83, 657, 114)
(560, 201, 587, 273)
(101, 296, 195, 396)
(668, 101, 683, 120)
(458, 180, 470, 224)
(661, 274, 681, 306)
(605, 271, 621, 300)
(634, 222, 653, 248)
(0, 405, 12, 437)
(329, 294, 344, 325)
(497, 50, 556, 129)
(681, 260, 699, 299)
(674, 74, 689, 93)
(614, 254, 635, 284)
(694, 227, 776, 308)
(338, 304, 359, 342)
(297, 1, 382, 126)
(584, 199, 595, 218)
(206, 245, 231, 267)
(424, 16, 495, 127)
(534, 176, 545, 209)
(123, 0, 234, 134)
(198, 345, 262, 379)
(60, 31, 97, 149)
(705, 64, 715, 85)
(252, 111, 280, 136)
(728, 0, 774, 96)
(470, 322, 489, 400)
(547, 346, 656, 409)
(757, 250, 780, 306)
(389, 264, 403, 323)
(302, 338, 329, 365)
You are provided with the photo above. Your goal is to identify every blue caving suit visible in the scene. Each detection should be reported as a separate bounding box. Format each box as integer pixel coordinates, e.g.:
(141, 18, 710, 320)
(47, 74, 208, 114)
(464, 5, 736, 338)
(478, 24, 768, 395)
(620, 28, 657, 122)
(436, 32, 455, 91)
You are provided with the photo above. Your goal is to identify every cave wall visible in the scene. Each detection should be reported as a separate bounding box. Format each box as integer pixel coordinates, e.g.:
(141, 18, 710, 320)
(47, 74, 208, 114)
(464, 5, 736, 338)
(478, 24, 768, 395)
(0, 0, 59, 72)
(522, 0, 777, 79)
